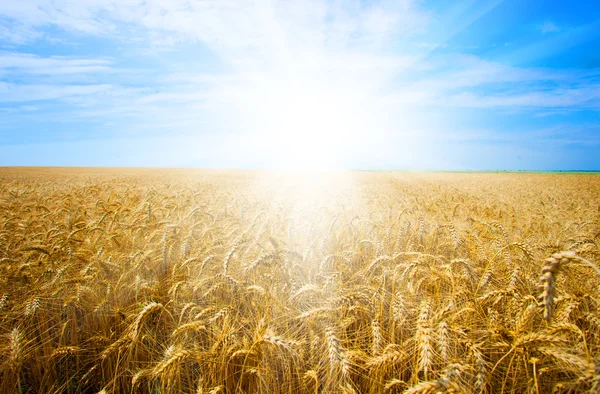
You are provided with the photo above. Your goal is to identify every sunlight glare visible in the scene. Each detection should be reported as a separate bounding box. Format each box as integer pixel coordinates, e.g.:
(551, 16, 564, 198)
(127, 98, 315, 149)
(246, 75, 364, 170)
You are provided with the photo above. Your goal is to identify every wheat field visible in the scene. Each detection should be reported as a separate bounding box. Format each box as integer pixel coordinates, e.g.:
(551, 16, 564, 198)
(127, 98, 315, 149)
(0, 167, 599, 393)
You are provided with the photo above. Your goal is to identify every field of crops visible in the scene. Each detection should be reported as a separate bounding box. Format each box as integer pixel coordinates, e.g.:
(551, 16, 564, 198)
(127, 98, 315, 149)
(0, 167, 599, 393)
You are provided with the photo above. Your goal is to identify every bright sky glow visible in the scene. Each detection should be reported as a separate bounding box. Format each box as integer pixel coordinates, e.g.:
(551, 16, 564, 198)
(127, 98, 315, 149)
(0, 0, 599, 170)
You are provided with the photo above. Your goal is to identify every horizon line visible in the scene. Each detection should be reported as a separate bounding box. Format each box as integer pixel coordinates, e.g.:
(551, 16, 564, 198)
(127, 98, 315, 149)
(1, 166, 599, 173)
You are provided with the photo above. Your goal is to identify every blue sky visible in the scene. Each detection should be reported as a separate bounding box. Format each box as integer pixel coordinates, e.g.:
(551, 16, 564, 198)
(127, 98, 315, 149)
(0, 0, 599, 170)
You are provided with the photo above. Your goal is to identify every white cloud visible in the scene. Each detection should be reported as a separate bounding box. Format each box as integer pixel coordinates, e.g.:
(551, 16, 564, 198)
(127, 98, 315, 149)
(446, 87, 600, 109)
(541, 21, 559, 33)
(386, 54, 600, 110)
(0, 82, 112, 102)
(0, 0, 120, 36)
(0, 52, 114, 75)
(0, 1, 429, 57)
(0, 19, 43, 44)
(0, 1, 429, 104)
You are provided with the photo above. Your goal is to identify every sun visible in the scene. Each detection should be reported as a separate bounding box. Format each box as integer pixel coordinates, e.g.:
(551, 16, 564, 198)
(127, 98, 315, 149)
(266, 90, 348, 170)
(241, 75, 364, 171)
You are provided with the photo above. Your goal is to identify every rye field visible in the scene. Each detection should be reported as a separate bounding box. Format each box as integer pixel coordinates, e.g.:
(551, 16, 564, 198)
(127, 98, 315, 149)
(0, 167, 599, 393)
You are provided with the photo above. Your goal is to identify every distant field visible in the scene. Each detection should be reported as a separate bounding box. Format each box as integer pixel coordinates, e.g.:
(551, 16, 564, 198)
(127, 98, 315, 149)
(1, 168, 599, 393)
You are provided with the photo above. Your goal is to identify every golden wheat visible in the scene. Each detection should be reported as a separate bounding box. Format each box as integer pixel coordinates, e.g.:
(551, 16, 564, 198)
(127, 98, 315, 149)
(0, 168, 598, 393)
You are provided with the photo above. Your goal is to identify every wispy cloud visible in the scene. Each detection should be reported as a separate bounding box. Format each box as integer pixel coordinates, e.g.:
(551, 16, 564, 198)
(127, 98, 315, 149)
(0, 18, 43, 44)
(0, 82, 112, 102)
(445, 86, 600, 109)
(541, 21, 560, 34)
(2, 1, 595, 111)
(0, 52, 114, 75)
(386, 54, 600, 112)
